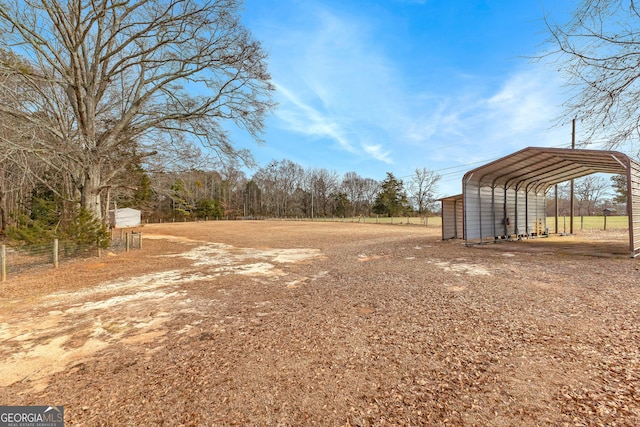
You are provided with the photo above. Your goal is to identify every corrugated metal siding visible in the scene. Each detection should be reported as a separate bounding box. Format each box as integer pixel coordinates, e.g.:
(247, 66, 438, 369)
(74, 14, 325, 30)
(442, 199, 457, 239)
(463, 181, 480, 240)
(630, 161, 640, 256)
(504, 188, 516, 236)
(456, 199, 464, 238)
(514, 189, 527, 236)
(463, 185, 548, 241)
(534, 190, 548, 234)
(491, 187, 507, 237)
(479, 185, 494, 239)
(441, 196, 465, 240)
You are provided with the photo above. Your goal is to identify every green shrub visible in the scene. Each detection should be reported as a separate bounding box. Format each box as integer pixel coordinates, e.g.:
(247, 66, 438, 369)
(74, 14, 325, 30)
(6, 207, 110, 250)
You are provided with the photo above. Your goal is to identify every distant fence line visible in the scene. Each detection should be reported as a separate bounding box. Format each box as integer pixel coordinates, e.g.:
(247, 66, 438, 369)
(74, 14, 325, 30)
(145, 215, 444, 227)
(547, 215, 629, 233)
(0, 230, 142, 282)
(142, 214, 630, 231)
(265, 215, 442, 226)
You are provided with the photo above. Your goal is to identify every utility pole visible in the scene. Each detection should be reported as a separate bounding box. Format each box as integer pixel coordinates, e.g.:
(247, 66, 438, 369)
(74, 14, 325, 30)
(570, 118, 575, 235)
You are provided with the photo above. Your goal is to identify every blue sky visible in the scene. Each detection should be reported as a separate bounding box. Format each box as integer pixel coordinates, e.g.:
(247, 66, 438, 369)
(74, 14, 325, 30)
(235, 0, 581, 196)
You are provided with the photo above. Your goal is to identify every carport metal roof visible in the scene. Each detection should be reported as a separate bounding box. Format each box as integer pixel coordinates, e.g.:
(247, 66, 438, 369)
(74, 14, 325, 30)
(463, 147, 632, 192)
(461, 147, 640, 257)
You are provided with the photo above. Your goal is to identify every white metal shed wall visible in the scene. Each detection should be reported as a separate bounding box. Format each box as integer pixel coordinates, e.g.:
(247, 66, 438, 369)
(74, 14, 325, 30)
(441, 195, 463, 239)
(630, 160, 640, 253)
(463, 184, 546, 240)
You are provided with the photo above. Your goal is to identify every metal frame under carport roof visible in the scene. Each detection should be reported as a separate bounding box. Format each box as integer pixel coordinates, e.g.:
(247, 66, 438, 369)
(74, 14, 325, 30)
(461, 147, 640, 258)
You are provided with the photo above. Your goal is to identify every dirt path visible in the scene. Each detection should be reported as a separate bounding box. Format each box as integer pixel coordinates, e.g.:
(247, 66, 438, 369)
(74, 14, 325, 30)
(1, 221, 639, 426)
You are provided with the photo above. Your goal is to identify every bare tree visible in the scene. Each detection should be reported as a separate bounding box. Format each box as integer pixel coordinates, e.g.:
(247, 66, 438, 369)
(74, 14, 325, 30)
(277, 160, 303, 217)
(308, 168, 339, 217)
(408, 167, 441, 215)
(341, 171, 368, 217)
(574, 175, 610, 216)
(0, 0, 275, 220)
(360, 177, 380, 216)
(0, 51, 45, 230)
(545, 1, 640, 150)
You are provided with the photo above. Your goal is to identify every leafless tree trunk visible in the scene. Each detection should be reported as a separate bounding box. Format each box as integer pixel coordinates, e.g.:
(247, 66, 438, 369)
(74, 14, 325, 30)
(306, 168, 339, 217)
(342, 171, 370, 217)
(409, 167, 441, 215)
(574, 175, 609, 216)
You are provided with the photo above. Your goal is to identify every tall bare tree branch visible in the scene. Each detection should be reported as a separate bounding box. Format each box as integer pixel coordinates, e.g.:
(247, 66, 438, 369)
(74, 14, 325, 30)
(544, 0, 640, 151)
(0, 0, 275, 219)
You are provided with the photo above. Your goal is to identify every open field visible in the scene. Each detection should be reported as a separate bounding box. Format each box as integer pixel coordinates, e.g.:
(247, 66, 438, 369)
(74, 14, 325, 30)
(234, 215, 628, 231)
(285, 216, 443, 227)
(547, 216, 629, 232)
(0, 221, 639, 426)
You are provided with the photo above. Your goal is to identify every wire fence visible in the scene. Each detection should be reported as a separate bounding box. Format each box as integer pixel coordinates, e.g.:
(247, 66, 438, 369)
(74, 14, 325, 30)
(0, 229, 143, 282)
(145, 215, 445, 227)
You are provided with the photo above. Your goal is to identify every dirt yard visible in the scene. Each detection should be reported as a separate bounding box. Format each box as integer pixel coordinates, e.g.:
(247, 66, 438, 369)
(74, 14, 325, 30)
(0, 221, 639, 426)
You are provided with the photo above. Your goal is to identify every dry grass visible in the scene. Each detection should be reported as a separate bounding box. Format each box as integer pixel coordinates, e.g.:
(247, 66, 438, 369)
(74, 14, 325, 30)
(0, 221, 638, 426)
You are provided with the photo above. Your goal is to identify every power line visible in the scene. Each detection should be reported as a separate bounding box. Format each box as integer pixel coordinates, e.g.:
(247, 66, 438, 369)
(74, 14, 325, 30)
(402, 141, 578, 180)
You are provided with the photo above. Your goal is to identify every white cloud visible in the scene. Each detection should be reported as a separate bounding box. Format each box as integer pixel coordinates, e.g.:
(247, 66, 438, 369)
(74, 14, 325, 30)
(274, 83, 356, 152)
(362, 144, 392, 163)
(485, 66, 565, 140)
(265, 4, 407, 164)
(247, 0, 570, 193)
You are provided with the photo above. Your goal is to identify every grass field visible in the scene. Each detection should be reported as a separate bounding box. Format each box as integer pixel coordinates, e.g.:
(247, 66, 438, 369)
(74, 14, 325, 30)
(303, 215, 443, 227)
(547, 215, 629, 232)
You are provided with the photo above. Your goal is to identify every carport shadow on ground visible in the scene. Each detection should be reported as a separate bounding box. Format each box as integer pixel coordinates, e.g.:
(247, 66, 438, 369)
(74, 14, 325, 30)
(467, 233, 631, 258)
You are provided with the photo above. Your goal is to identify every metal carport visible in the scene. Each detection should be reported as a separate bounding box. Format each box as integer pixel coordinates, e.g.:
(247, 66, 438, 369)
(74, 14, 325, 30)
(459, 147, 640, 257)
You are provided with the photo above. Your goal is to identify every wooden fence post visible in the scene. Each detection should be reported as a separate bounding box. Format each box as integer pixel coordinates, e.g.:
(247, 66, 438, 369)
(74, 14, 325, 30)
(53, 239, 59, 268)
(139, 232, 142, 250)
(1, 245, 6, 282)
(125, 233, 130, 252)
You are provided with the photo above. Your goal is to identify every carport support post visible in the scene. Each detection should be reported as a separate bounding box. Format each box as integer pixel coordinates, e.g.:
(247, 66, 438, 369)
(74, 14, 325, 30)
(525, 189, 529, 236)
(491, 187, 496, 240)
(570, 118, 575, 234)
(555, 185, 559, 234)
(478, 183, 483, 244)
(53, 239, 58, 268)
(1, 245, 6, 282)
(503, 187, 508, 236)
(514, 189, 519, 237)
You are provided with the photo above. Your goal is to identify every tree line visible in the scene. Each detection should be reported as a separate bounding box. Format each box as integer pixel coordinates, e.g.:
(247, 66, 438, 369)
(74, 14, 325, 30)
(96, 160, 441, 222)
(546, 175, 627, 217)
